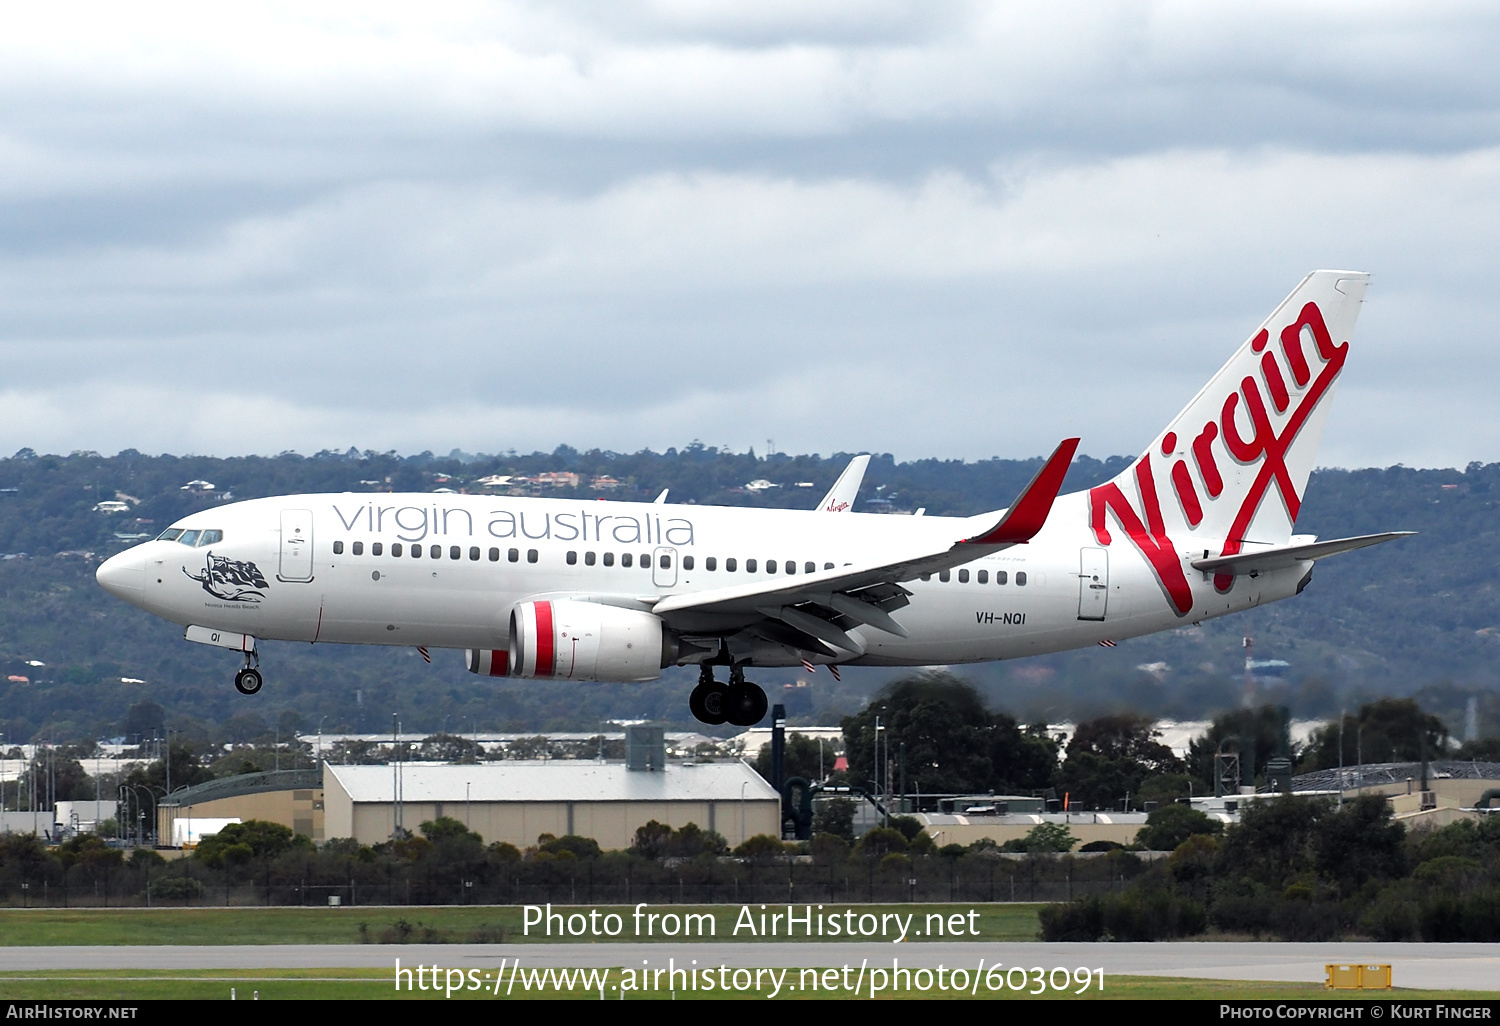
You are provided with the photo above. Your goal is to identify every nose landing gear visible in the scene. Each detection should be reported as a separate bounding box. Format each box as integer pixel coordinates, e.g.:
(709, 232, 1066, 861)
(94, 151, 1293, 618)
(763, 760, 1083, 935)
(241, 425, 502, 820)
(689, 665, 766, 726)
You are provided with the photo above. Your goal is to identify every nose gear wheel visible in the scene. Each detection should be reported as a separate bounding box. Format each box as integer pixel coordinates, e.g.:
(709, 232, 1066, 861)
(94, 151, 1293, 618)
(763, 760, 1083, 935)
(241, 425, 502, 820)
(234, 667, 263, 695)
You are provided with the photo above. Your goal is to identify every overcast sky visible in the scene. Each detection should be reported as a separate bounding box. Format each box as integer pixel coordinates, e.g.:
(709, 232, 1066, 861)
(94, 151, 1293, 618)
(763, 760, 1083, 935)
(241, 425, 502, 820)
(1, 2, 1497, 469)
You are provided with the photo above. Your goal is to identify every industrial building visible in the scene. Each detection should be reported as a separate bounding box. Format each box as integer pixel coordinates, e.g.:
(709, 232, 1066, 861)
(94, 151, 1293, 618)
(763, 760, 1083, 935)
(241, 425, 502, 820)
(159, 769, 323, 844)
(323, 759, 778, 849)
(153, 726, 778, 850)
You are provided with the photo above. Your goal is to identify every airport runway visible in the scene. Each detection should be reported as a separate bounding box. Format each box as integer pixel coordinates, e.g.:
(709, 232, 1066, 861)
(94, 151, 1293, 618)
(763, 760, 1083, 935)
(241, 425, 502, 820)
(1, 942, 1497, 990)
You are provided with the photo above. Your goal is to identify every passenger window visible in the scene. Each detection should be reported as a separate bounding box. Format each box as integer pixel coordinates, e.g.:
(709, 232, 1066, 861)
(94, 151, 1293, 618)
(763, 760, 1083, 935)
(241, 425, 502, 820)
(1017, 571, 1028, 586)
(584, 551, 596, 566)
(785, 561, 794, 575)
(640, 552, 649, 567)
(488, 547, 499, 561)
(178, 530, 201, 547)
(156, 528, 184, 542)
(977, 569, 987, 584)
(431, 544, 442, 559)
(333, 541, 345, 555)
(996, 570, 1008, 585)
(603, 552, 615, 566)
(373, 542, 383, 556)
(508, 548, 519, 562)
(199, 530, 223, 545)
(766, 559, 776, 574)
(725, 557, 736, 572)
(805, 562, 815, 574)
(392, 543, 403, 557)
(527, 549, 538, 563)
(622, 553, 633, 568)
(939, 570, 950, 582)
(353, 541, 364, 556)
(449, 546, 461, 560)
(746, 558, 758, 573)
(412, 544, 422, 558)
(824, 562, 834, 570)
(682, 555, 694, 570)
(659, 554, 671, 569)
(958, 569, 968, 583)
(469, 546, 480, 561)
(566, 551, 578, 565)
(705, 556, 716, 571)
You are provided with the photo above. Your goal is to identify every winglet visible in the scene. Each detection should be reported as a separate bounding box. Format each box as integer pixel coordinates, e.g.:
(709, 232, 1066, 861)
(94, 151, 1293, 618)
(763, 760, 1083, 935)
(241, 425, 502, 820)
(962, 438, 1080, 545)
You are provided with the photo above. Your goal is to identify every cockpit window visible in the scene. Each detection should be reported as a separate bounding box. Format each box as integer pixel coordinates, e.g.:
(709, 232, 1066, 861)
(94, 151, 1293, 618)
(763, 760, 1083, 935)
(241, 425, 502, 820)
(198, 530, 223, 545)
(156, 528, 184, 542)
(178, 530, 201, 547)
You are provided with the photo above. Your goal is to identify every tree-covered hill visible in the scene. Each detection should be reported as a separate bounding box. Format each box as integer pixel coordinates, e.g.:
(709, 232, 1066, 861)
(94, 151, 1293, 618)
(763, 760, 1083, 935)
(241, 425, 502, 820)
(0, 446, 1496, 744)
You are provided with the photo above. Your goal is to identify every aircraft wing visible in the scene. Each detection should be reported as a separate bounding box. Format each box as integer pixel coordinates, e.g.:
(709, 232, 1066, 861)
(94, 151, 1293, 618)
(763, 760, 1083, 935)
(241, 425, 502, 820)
(651, 439, 1079, 654)
(815, 454, 869, 512)
(1190, 531, 1414, 576)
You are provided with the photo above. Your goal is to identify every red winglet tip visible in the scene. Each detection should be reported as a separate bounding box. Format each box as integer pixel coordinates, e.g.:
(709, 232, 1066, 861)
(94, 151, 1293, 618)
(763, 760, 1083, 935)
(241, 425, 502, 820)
(965, 437, 1080, 545)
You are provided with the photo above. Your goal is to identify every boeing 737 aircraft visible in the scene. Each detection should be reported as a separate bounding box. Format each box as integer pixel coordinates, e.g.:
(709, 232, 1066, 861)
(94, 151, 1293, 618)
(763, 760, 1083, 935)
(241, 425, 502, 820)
(96, 271, 1409, 726)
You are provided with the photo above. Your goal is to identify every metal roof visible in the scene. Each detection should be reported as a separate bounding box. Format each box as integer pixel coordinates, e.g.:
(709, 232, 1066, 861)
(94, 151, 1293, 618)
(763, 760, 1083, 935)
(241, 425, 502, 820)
(1292, 760, 1500, 792)
(162, 769, 321, 807)
(326, 760, 778, 804)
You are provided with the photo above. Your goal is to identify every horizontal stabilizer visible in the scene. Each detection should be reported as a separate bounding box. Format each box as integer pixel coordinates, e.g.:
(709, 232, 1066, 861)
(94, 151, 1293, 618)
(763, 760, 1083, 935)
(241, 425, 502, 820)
(1190, 531, 1414, 576)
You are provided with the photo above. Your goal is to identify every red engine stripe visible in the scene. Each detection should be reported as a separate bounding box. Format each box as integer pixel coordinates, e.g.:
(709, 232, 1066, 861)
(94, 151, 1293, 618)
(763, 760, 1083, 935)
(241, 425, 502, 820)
(533, 601, 554, 677)
(489, 649, 509, 677)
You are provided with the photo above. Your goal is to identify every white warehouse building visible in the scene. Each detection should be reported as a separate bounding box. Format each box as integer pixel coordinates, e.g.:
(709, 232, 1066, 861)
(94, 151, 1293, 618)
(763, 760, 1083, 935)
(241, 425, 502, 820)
(323, 760, 779, 850)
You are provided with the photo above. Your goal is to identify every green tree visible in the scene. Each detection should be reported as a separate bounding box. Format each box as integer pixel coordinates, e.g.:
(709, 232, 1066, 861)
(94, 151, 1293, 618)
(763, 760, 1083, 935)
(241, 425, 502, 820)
(630, 820, 673, 859)
(419, 816, 482, 845)
(1135, 803, 1222, 851)
(809, 832, 850, 864)
(194, 819, 308, 867)
(537, 834, 601, 859)
(666, 822, 727, 858)
(1299, 699, 1450, 771)
(1214, 795, 1327, 889)
(842, 672, 1056, 796)
(1059, 714, 1182, 811)
(854, 827, 908, 859)
(754, 733, 833, 782)
(812, 797, 855, 842)
(1311, 795, 1406, 895)
(734, 834, 788, 858)
(1001, 821, 1077, 853)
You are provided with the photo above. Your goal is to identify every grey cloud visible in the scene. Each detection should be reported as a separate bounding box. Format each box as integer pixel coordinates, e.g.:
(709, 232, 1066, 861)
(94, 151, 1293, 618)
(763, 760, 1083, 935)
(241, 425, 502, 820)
(0, 6, 1496, 468)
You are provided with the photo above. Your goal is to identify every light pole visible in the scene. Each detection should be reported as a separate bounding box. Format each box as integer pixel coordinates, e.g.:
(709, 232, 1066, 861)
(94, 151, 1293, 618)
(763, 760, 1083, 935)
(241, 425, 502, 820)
(317, 716, 328, 769)
(739, 781, 748, 845)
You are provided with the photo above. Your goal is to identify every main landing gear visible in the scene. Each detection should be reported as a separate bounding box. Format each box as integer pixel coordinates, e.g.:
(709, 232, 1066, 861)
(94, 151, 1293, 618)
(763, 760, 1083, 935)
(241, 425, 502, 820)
(689, 665, 768, 727)
(234, 651, 262, 695)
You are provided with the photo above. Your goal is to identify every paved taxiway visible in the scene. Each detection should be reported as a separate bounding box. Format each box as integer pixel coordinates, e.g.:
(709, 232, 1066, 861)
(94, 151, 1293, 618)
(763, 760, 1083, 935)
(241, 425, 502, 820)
(1, 943, 1497, 990)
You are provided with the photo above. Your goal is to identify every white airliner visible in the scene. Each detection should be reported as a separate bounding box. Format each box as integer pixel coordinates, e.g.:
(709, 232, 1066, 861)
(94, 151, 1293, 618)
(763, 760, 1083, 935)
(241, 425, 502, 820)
(96, 271, 1408, 726)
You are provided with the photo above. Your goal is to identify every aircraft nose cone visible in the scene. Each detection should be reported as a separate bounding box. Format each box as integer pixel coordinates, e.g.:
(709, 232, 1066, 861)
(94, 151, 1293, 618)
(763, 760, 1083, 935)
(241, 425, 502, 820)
(96, 549, 145, 600)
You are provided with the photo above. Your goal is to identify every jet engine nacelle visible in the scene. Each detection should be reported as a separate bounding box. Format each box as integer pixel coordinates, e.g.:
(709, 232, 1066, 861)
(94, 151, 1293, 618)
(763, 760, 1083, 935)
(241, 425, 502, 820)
(508, 599, 669, 682)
